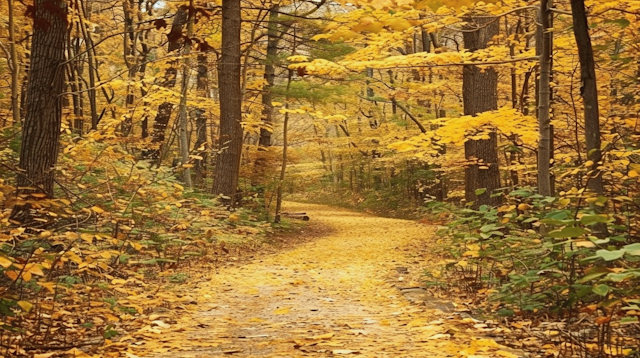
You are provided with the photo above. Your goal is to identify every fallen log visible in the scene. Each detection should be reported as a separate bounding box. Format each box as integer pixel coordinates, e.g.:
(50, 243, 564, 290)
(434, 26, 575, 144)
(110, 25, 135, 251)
(281, 212, 310, 221)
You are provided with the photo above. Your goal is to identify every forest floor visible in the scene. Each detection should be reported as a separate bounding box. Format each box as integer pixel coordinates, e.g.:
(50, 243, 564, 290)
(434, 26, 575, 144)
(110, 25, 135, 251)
(117, 203, 519, 358)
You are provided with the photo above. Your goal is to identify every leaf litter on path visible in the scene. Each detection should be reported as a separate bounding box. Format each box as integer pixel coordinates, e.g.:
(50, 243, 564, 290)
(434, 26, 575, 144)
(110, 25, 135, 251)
(113, 202, 520, 358)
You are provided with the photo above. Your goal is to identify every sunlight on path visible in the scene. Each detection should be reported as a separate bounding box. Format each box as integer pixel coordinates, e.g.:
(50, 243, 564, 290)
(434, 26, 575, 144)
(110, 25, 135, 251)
(128, 203, 506, 357)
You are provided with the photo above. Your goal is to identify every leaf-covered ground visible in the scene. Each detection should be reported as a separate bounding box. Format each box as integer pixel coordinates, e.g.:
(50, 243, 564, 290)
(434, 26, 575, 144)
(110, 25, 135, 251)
(114, 203, 519, 358)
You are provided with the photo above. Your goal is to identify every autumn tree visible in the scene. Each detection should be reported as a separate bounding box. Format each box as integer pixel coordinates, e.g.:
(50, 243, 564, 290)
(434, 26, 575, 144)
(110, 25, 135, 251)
(10, 0, 68, 222)
(537, 0, 553, 196)
(212, 0, 243, 205)
(147, 6, 188, 160)
(462, 15, 501, 208)
(569, 0, 603, 196)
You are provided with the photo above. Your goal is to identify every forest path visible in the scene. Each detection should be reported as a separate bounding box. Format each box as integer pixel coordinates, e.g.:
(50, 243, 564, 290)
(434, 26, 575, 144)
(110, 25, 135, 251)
(131, 203, 511, 358)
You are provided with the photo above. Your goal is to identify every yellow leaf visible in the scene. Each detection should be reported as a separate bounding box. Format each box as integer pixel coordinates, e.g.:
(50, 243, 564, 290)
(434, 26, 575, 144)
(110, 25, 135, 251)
(0, 256, 12, 268)
(111, 278, 127, 285)
(104, 314, 120, 322)
(37, 281, 57, 294)
(64, 348, 91, 357)
(496, 350, 518, 358)
(274, 307, 291, 315)
(310, 332, 334, 340)
(17, 301, 33, 312)
(5, 271, 18, 281)
(81, 233, 94, 244)
(26, 264, 44, 276)
(91, 206, 105, 214)
(462, 250, 479, 258)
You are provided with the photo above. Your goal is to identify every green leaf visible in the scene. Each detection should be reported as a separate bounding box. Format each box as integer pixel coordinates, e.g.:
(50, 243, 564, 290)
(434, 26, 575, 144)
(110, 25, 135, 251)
(620, 317, 639, 325)
(606, 272, 633, 282)
(604, 18, 631, 28)
(592, 284, 609, 296)
(595, 196, 608, 206)
(509, 189, 533, 197)
(475, 188, 487, 196)
(548, 226, 587, 238)
(578, 271, 608, 283)
(579, 214, 609, 225)
(623, 243, 640, 256)
(596, 249, 625, 261)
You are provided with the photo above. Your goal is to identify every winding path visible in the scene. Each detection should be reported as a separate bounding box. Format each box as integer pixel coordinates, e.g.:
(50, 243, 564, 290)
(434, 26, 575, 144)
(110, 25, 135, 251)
(126, 203, 509, 357)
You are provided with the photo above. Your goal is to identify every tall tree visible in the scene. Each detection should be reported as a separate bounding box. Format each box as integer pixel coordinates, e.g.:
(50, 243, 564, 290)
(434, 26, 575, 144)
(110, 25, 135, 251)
(193, 54, 210, 186)
(176, 0, 195, 188)
(7, 0, 20, 125)
(257, 5, 280, 149)
(537, 0, 553, 196)
(147, 7, 188, 160)
(212, 0, 243, 205)
(11, 0, 68, 222)
(569, 0, 603, 196)
(462, 15, 501, 208)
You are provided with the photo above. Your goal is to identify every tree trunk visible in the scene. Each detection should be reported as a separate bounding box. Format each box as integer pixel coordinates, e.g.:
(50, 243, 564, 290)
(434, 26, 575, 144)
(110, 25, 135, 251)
(212, 0, 243, 206)
(11, 0, 67, 222)
(7, 0, 20, 125)
(258, 5, 279, 148)
(537, 0, 553, 196)
(462, 15, 501, 208)
(569, 0, 603, 196)
(147, 7, 188, 160)
(121, 0, 137, 136)
(193, 54, 209, 186)
(176, 0, 195, 188)
(74, 0, 98, 130)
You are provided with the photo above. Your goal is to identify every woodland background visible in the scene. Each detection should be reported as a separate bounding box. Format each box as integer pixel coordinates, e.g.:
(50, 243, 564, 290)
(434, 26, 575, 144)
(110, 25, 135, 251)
(1, 0, 640, 356)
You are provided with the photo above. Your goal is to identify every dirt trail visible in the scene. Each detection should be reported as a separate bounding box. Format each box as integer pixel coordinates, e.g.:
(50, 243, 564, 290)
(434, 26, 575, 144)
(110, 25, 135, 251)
(127, 203, 510, 358)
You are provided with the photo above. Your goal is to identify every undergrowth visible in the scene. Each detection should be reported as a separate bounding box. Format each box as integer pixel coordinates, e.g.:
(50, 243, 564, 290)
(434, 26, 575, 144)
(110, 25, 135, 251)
(0, 127, 281, 356)
(426, 187, 640, 358)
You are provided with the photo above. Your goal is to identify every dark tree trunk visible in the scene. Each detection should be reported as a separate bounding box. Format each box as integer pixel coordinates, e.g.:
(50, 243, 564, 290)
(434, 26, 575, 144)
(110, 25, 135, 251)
(212, 0, 243, 206)
(462, 15, 501, 208)
(11, 0, 67, 222)
(537, 0, 554, 196)
(146, 7, 188, 160)
(193, 54, 209, 186)
(570, 0, 603, 195)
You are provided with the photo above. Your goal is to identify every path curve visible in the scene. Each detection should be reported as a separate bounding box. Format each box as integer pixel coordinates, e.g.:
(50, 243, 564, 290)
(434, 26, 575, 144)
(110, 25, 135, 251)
(127, 203, 506, 358)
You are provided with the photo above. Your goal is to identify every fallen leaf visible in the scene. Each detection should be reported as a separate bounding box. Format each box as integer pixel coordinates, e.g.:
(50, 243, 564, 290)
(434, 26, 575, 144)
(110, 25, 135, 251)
(332, 349, 359, 354)
(311, 332, 334, 340)
(427, 333, 451, 340)
(274, 307, 291, 315)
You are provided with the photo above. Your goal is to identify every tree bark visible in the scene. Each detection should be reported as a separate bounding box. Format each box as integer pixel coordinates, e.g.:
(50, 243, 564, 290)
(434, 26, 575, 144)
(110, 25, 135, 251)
(11, 0, 67, 222)
(258, 5, 279, 148)
(176, 0, 195, 188)
(147, 7, 188, 160)
(212, 0, 243, 206)
(193, 54, 209, 186)
(7, 0, 20, 125)
(537, 0, 553, 196)
(462, 15, 501, 208)
(569, 0, 603, 196)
